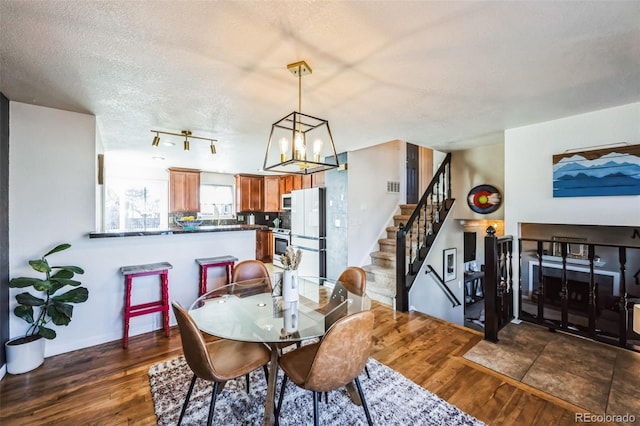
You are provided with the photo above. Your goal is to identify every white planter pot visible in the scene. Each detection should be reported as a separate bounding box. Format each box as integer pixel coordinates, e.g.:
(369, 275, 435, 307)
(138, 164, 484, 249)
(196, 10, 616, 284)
(5, 335, 45, 374)
(282, 269, 299, 302)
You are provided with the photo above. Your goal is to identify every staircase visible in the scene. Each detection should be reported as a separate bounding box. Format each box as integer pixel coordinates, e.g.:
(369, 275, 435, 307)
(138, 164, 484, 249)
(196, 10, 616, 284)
(361, 152, 453, 311)
(362, 203, 418, 308)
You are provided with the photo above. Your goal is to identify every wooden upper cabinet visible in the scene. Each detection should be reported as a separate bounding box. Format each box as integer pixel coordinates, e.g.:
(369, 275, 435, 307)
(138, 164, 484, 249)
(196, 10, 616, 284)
(263, 176, 281, 212)
(292, 175, 302, 191)
(301, 174, 312, 189)
(169, 168, 200, 212)
(235, 174, 263, 212)
(280, 175, 293, 195)
(312, 171, 325, 188)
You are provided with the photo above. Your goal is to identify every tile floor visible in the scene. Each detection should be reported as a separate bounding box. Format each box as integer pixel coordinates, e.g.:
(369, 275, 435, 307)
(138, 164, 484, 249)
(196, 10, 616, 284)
(463, 322, 640, 424)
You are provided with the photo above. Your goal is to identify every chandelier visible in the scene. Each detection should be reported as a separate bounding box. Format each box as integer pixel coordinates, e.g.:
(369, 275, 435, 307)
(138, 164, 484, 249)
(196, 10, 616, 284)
(263, 61, 339, 174)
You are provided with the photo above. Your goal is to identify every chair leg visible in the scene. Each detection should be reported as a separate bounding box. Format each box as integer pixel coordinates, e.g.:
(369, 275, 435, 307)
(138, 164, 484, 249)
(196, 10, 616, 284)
(206, 381, 220, 426)
(354, 377, 373, 426)
(313, 391, 319, 426)
(246, 373, 250, 393)
(365, 365, 371, 379)
(263, 365, 269, 383)
(275, 375, 288, 421)
(177, 374, 197, 425)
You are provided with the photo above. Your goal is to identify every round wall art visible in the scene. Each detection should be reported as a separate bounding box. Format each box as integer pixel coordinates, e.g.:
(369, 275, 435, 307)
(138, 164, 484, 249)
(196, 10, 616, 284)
(467, 184, 502, 214)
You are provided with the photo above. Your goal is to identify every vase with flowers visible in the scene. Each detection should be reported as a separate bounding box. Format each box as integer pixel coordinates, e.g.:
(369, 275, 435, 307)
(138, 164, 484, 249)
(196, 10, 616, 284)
(280, 246, 302, 302)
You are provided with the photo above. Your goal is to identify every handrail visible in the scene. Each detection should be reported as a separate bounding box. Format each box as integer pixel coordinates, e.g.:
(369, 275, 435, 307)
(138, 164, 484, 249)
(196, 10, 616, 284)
(425, 265, 461, 307)
(396, 152, 454, 311)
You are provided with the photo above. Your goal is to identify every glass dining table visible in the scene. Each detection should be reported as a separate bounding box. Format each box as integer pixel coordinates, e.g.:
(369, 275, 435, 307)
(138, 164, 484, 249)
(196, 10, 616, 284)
(188, 275, 371, 425)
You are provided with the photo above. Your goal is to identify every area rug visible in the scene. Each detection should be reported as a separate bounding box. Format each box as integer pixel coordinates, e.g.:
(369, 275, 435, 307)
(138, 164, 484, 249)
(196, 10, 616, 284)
(149, 357, 484, 425)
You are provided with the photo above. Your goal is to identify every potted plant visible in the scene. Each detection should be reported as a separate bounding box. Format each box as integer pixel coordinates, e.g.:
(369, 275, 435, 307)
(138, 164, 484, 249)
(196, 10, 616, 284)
(6, 243, 88, 374)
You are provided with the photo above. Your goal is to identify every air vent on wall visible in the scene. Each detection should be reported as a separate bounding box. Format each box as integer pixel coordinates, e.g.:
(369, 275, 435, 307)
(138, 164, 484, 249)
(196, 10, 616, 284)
(387, 181, 400, 193)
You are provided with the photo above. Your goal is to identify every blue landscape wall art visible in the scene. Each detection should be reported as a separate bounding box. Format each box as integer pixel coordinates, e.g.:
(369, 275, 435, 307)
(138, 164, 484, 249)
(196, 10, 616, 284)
(552, 144, 640, 197)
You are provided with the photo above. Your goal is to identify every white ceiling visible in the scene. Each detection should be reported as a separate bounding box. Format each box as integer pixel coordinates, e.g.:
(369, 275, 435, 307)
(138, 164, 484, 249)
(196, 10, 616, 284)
(1, 1, 639, 175)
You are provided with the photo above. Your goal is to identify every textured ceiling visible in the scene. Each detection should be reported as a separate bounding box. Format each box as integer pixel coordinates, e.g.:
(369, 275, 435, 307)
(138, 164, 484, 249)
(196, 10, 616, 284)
(1, 1, 639, 174)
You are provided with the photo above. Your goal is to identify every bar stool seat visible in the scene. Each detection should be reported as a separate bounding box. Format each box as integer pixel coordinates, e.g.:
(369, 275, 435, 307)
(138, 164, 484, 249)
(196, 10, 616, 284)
(195, 255, 238, 296)
(120, 261, 173, 349)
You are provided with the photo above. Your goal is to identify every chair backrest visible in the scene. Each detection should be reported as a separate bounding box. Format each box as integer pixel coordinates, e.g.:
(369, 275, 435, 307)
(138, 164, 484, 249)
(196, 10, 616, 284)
(304, 310, 375, 392)
(171, 301, 219, 381)
(337, 266, 367, 296)
(232, 260, 272, 289)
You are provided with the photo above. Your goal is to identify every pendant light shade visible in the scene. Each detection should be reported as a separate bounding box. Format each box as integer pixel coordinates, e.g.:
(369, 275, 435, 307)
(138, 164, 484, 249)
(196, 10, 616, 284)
(263, 61, 339, 174)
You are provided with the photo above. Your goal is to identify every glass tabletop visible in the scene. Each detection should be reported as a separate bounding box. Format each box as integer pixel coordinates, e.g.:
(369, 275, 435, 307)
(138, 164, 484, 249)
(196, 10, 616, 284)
(188, 276, 370, 344)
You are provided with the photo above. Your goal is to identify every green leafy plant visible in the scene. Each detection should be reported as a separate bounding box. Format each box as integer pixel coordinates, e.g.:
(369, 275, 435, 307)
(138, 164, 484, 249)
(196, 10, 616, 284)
(9, 243, 88, 340)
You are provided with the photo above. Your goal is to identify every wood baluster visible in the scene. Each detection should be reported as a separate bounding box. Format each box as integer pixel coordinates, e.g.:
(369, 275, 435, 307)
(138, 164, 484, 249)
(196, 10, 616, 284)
(619, 247, 628, 348)
(588, 244, 596, 338)
(536, 241, 544, 324)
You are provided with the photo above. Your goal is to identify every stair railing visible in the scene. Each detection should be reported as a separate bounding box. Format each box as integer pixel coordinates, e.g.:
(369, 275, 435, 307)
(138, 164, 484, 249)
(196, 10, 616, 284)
(396, 152, 454, 311)
(425, 264, 462, 307)
(484, 226, 514, 342)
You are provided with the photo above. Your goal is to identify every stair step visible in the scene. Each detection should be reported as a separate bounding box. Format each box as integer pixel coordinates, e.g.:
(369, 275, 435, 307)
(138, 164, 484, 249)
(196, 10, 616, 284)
(370, 251, 395, 268)
(362, 264, 396, 306)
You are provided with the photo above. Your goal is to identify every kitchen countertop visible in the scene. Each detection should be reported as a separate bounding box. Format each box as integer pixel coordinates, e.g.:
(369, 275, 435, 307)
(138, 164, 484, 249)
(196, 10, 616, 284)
(89, 224, 269, 239)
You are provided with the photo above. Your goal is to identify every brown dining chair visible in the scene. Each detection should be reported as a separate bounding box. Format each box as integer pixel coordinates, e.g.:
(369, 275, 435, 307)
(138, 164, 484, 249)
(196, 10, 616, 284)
(231, 260, 272, 290)
(275, 310, 375, 426)
(337, 266, 371, 379)
(337, 266, 367, 296)
(171, 302, 271, 426)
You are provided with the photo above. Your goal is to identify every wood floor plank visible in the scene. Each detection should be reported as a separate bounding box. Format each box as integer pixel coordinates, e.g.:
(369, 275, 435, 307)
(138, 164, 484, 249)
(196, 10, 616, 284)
(1, 301, 587, 425)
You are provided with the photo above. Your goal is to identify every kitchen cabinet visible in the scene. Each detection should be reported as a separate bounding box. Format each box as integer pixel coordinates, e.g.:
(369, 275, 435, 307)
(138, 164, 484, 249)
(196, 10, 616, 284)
(235, 174, 263, 212)
(169, 168, 200, 212)
(256, 229, 273, 262)
(312, 171, 325, 188)
(280, 175, 293, 195)
(301, 174, 312, 189)
(263, 176, 281, 212)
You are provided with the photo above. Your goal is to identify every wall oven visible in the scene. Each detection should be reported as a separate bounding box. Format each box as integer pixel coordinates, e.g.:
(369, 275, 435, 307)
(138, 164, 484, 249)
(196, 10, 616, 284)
(272, 228, 291, 268)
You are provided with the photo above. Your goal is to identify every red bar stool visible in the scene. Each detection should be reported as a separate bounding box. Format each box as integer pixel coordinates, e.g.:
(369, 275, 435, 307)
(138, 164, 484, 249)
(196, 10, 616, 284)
(196, 255, 238, 296)
(120, 261, 173, 349)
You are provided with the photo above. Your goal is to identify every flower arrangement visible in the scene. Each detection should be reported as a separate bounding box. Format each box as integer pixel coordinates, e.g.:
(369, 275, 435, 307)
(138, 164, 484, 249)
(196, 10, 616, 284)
(280, 246, 302, 270)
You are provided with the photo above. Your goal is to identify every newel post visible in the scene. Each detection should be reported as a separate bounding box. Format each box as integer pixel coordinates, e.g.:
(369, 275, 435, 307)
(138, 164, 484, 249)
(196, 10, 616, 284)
(484, 226, 499, 342)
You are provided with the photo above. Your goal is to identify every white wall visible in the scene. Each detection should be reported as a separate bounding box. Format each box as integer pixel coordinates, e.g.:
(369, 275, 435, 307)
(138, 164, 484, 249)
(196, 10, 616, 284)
(9, 103, 255, 357)
(504, 102, 640, 315)
(347, 140, 405, 266)
(451, 142, 505, 221)
(408, 214, 466, 325)
(505, 102, 640, 229)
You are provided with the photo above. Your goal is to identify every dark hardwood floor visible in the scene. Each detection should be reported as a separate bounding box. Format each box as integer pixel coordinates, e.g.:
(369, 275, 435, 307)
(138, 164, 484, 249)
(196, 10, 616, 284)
(0, 302, 594, 425)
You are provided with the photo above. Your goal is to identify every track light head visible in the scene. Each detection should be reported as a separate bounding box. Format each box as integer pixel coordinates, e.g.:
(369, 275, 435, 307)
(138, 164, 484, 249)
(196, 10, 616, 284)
(184, 139, 190, 151)
(152, 135, 160, 147)
(210, 142, 216, 155)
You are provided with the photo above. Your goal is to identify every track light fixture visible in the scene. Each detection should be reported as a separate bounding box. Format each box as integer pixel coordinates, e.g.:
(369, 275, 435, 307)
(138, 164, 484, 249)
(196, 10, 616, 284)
(150, 129, 217, 155)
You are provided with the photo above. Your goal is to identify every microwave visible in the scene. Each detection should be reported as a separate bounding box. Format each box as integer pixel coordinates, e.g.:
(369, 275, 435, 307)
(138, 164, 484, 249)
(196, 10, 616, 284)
(281, 194, 292, 210)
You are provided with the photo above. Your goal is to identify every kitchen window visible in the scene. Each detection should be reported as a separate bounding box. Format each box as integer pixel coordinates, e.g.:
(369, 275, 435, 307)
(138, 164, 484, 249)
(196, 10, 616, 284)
(199, 184, 234, 219)
(104, 178, 168, 231)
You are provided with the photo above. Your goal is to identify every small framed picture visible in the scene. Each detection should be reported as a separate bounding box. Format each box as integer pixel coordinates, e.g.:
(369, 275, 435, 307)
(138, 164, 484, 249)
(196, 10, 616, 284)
(443, 248, 457, 282)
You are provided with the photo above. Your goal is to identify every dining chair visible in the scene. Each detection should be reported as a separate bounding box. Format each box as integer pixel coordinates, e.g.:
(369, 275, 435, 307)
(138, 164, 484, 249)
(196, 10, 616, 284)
(231, 259, 272, 290)
(171, 302, 271, 426)
(337, 266, 371, 379)
(337, 266, 367, 296)
(275, 310, 375, 426)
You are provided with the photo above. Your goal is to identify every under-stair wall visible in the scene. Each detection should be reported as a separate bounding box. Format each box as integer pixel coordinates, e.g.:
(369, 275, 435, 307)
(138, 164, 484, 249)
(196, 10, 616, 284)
(408, 213, 466, 325)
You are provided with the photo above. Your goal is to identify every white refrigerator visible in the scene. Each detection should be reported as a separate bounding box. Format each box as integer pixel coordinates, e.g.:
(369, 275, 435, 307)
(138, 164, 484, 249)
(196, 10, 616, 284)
(290, 187, 326, 279)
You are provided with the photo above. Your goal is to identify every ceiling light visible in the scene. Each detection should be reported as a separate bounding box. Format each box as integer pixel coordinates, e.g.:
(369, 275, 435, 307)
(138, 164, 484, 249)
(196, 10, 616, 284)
(150, 129, 217, 155)
(263, 60, 339, 174)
